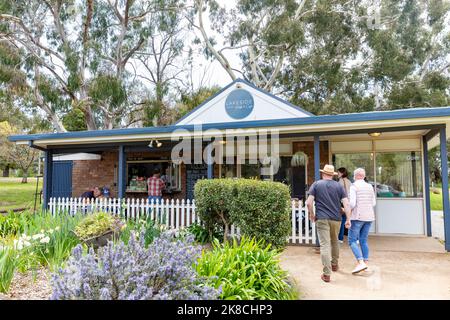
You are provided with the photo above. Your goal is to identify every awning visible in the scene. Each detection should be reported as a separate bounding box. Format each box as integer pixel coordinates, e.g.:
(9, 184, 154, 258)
(8, 106, 450, 149)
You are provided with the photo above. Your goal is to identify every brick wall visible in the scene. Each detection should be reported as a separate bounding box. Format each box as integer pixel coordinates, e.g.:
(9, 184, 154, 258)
(72, 150, 189, 200)
(72, 151, 118, 198)
(292, 140, 329, 185)
(72, 145, 325, 201)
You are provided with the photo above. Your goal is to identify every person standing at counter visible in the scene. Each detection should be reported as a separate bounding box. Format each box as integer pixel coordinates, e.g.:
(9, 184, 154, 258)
(147, 168, 165, 203)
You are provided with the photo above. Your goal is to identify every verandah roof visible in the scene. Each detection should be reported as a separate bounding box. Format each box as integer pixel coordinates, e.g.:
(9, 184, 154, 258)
(8, 106, 450, 149)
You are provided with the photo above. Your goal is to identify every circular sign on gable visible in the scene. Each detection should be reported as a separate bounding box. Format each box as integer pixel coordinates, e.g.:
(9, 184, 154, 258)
(225, 89, 254, 119)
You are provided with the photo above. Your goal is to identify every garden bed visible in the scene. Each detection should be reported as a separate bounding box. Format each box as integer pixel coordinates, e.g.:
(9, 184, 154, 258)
(0, 180, 298, 301)
(0, 269, 51, 300)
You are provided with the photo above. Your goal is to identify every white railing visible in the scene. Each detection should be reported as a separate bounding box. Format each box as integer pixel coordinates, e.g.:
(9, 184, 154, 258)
(48, 197, 316, 245)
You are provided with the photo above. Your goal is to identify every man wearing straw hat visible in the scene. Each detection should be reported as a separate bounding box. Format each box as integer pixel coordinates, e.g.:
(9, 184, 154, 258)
(306, 164, 351, 283)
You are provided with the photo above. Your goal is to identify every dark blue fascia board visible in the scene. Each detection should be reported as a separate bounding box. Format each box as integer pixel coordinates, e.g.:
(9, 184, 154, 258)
(174, 78, 314, 125)
(8, 106, 450, 143)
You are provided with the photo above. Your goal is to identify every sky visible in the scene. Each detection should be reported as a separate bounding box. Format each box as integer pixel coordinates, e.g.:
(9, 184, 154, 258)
(185, 0, 241, 89)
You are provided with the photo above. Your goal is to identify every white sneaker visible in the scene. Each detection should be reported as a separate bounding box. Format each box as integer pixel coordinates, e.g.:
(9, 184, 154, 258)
(338, 240, 344, 244)
(352, 262, 368, 274)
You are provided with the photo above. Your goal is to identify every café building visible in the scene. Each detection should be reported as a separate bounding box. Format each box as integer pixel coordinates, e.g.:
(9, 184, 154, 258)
(9, 79, 450, 250)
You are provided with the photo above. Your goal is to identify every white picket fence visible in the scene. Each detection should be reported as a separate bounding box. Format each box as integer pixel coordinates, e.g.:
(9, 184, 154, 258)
(290, 200, 316, 245)
(48, 197, 316, 245)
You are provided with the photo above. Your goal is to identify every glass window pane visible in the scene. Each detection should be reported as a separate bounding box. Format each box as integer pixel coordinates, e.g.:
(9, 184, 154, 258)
(332, 153, 374, 185)
(241, 162, 261, 179)
(221, 163, 237, 178)
(375, 152, 423, 198)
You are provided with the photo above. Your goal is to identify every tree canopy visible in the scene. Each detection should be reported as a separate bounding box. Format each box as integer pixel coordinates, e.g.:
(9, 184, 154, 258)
(0, 0, 448, 132)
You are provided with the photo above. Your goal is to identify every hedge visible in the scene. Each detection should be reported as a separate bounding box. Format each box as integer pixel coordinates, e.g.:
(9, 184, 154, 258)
(194, 179, 235, 242)
(194, 178, 291, 247)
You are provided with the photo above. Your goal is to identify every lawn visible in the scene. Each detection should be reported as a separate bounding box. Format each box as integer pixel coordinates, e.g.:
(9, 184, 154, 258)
(0, 177, 43, 211)
(430, 191, 444, 211)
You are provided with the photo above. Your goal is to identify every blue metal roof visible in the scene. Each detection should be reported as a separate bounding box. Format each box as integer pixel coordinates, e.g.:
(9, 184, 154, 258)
(8, 106, 450, 142)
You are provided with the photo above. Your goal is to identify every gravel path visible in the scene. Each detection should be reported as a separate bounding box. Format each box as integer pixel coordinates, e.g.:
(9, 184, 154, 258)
(0, 269, 52, 300)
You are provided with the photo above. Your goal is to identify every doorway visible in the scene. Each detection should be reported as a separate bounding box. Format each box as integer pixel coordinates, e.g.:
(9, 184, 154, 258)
(52, 161, 73, 198)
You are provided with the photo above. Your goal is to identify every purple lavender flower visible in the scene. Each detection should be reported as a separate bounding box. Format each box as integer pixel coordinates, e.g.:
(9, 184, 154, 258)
(50, 231, 219, 300)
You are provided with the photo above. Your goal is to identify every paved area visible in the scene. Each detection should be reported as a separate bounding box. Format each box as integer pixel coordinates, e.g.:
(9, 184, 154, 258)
(432, 210, 445, 241)
(281, 236, 450, 300)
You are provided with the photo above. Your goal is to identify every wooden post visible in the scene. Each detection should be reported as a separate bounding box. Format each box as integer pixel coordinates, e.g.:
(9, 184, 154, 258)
(423, 136, 432, 236)
(439, 127, 450, 252)
(313, 135, 320, 246)
(118, 145, 126, 199)
(42, 149, 53, 210)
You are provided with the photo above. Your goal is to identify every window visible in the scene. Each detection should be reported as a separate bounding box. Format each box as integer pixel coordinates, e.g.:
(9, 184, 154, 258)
(376, 152, 422, 198)
(220, 163, 237, 178)
(240, 160, 271, 180)
(167, 162, 181, 190)
(126, 161, 181, 192)
(240, 162, 261, 179)
(273, 156, 307, 199)
(333, 151, 423, 198)
(332, 153, 374, 184)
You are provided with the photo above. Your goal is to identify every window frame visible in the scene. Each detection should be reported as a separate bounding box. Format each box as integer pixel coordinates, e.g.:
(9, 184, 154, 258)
(126, 160, 181, 191)
(331, 138, 424, 200)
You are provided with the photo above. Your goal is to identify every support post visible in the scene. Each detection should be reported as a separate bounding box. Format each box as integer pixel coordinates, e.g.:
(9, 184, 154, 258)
(118, 145, 126, 199)
(206, 143, 214, 179)
(313, 135, 320, 246)
(423, 136, 432, 236)
(439, 127, 450, 251)
(43, 149, 53, 210)
(314, 135, 320, 181)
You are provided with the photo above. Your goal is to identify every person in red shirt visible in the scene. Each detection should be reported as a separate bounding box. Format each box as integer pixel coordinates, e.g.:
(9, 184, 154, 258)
(147, 168, 165, 204)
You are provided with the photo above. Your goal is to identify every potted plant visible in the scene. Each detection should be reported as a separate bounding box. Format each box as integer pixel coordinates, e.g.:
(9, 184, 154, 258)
(74, 212, 124, 249)
(291, 151, 308, 167)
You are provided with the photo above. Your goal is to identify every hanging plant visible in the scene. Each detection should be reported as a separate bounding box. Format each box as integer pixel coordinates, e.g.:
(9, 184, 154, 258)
(291, 151, 308, 167)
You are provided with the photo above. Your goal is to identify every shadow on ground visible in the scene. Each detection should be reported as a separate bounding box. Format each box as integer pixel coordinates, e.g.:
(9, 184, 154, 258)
(281, 236, 450, 300)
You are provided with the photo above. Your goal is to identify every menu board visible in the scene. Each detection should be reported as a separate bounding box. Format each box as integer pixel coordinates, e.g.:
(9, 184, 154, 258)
(185, 164, 208, 199)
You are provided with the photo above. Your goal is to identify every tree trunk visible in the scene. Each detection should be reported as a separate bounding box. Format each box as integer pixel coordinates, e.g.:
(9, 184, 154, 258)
(223, 223, 229, 243)
(83, 106, 97, 130)
(2, 165, 9, 177)
(21, 171, 28, 183)
(219, 212, 229, 243)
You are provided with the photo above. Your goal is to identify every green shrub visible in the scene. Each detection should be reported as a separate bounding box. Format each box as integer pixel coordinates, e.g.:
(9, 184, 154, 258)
(120, 216, 161, 247)
(74, 211, 120, 241)
(0, 210, 85, 286)
(0, 247, 17, 293)
(11, 211, 83, 272)
(196, 237, 298, 300)
(187, 222, 223, 244)
(195, 178, 291, 247)
(0, 211, 31, 237)
(194, 179, 235, 242)
(229, 179, 291, 248)
(37, 218, 81, 270)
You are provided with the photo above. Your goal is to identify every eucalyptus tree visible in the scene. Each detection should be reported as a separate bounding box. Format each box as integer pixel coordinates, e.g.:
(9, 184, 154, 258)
(192, 0, 450, 115)
(283, 0, 450, 114)
(191, 0, 311, 92)
(134, 0, 188, 127)
(372, 0, 450, 110)
(280, 0, 372, 115)
(0, 0, 182, 131)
